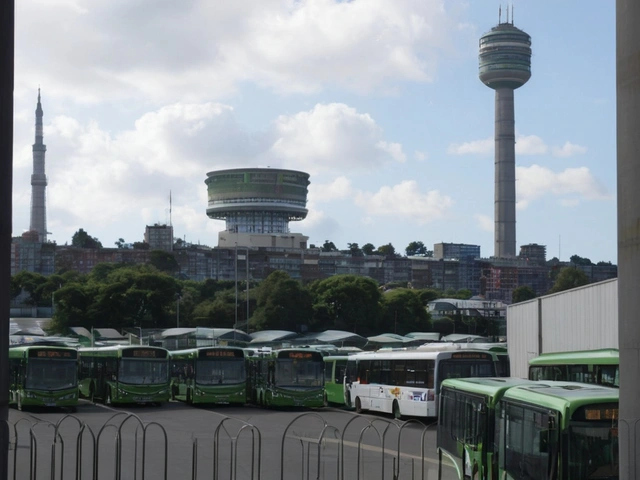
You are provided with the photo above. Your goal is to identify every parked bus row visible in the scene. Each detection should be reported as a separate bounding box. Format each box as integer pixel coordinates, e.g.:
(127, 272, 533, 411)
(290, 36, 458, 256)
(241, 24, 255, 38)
(10, 343, 514, 414)
(9, 344, 327, 410)
(438, 377, 619, 479)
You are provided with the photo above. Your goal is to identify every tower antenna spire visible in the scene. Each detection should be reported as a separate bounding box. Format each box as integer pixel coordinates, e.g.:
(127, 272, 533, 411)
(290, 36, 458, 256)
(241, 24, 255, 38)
(511, 4, 514, 24)
(499, 5, 502, 24)
(506, 4, 509, 24)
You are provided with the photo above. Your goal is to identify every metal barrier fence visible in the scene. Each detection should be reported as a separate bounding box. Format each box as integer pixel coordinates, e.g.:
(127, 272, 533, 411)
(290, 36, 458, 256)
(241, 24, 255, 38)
(6, 412, 440, 480)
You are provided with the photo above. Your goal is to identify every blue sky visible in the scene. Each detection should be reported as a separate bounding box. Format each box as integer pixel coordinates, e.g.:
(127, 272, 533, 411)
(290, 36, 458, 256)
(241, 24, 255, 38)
(11, 1, 617, 263)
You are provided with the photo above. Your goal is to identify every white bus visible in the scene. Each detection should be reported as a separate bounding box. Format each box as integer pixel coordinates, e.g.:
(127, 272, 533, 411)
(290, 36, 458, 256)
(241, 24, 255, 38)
(344, 347, 502, 419)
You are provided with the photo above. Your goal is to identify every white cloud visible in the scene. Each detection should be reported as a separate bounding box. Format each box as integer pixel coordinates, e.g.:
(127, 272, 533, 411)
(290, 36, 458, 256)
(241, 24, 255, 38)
(515, 134, 548, 155)
(516, 164, 610, 209)
(265, 103, 404, 174)
(475, 214, 493, 232)
(447, 137, 492, 155)
(309, 177, 353, 202)
(448, 134, 587, 159)
(414, 150, 428, 162)
(552, 141, 587, 157)
(354, 180, 453, 224)
(15, 0, 462, 104)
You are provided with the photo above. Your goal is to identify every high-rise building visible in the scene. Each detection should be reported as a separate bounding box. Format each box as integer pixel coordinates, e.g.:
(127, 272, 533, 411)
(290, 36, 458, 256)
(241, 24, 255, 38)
(433, 242, 481, 260)
(144, 224, 174, 251)
(29, 89, 48, 243)
(205, 168, 309, 249)
(479, 11, 532, 258)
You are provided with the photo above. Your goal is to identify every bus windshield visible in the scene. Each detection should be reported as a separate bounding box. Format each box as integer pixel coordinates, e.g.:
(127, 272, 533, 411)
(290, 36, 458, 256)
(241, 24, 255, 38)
(195, 359, 246, 385)
(276, 359, 323, 387)
(25, 359, 77, 390)
(568, 424, 619, 479)
(118, 358, 169, 385)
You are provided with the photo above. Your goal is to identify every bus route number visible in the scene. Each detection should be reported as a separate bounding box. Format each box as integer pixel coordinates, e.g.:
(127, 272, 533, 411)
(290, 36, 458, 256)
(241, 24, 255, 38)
(205, 350, 235, 357)
(36, 351, 71, 358)
(132, 349, 158, 358)
(287, 352, 313, 359)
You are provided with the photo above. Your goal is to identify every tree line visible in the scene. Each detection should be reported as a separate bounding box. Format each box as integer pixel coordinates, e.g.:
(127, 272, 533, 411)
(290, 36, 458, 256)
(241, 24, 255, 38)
(13, 264, 485, 337)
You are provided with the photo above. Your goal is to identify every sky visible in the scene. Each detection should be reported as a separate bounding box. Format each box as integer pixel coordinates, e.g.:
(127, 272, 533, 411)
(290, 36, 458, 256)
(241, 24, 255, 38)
(11, 1, 617, 264)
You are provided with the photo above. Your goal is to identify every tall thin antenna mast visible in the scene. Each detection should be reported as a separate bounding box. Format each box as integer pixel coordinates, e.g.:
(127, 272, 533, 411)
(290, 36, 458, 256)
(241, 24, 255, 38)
(506, 4, 509, 24)
(499, 5, 502, 24)
(511, 4, 514, 24)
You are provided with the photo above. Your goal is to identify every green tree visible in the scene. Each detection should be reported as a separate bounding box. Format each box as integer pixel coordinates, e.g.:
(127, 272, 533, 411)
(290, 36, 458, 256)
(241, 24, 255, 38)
(71, 228, 103, 248)
(376, 243, 397, 257)
(321, 240, 338, 252)
(405, 241, 427, 257)
(347, 243, 363, 256)
(191, 290, 237, 328)
(512, 285, 537, 303)
(361, 243, 376, 255)
(49, 282, 96, 332)
(250, 271, 312, 332)
(416, 288, 443, 304)
(115, 238, 126, 248)
(11, 271, 48, 306)
(309, 274, 382, 335)
(380, 288, 431, 334)
(149, 250, 179, 274)
(569, 254, 593, 266)
(549, 267, 590, 294)
(132, 241, 150, 250)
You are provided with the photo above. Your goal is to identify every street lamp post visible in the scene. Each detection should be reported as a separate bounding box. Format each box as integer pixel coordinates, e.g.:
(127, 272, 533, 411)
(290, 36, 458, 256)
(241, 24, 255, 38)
(176, 294, 181, 328)
(234, 243, 238, 341)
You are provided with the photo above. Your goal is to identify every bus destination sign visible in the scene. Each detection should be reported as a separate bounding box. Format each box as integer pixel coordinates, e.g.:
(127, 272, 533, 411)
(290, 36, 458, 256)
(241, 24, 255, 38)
(201, 349, 242, 358)
(450, 352, 491, 360)
(123, 348, 167, 359)
(285, 352, 314, 360)
(30, 349, 76, 359)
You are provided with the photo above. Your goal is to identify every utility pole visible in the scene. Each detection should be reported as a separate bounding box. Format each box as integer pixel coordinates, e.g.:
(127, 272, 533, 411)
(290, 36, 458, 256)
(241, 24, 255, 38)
(0, 2, 14, 479)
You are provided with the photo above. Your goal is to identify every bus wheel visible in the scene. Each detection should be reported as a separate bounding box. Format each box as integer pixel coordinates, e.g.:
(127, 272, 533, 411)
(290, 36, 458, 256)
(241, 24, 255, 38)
(392, 400, 401, 420)
(105, 388, 112, 406)
(355, 397, 362, 414)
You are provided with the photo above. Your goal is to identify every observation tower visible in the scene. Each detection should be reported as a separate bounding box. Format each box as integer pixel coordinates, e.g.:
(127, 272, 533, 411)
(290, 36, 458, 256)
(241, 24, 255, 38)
(479, 9, 531, 258)
(205, 168, 310, 249)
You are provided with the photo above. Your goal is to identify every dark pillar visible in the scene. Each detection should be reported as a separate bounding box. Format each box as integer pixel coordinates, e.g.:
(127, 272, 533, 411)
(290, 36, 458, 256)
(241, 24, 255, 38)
(617, 0, 640, 476)
(0, 2, 14, 479)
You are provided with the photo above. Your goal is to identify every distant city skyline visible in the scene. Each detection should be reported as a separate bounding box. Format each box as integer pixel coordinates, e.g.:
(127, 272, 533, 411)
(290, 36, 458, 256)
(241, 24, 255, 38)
(11, 2, 616, 263)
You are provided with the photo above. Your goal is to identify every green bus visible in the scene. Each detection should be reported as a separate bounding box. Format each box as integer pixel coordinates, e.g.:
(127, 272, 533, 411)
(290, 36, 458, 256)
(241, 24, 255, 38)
(528, 348, 619, 387)
(323, 355, 348, 406)
(170, 347, 247, 405)
(438, 378, 619, 479)
(247, 348, 324, 408)
(9, 345, 79, 411)
(78, 345, 171, 406)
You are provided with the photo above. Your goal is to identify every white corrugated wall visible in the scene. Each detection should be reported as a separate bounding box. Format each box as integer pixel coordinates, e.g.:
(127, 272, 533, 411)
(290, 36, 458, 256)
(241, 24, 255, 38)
(506, 278, 618, 379)
(506, 298, 541, 378)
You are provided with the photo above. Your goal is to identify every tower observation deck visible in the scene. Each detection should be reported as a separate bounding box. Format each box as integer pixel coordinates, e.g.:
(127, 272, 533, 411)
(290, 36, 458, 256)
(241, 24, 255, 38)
(205, 168, 310, 248)
(479, 17, 531, 258)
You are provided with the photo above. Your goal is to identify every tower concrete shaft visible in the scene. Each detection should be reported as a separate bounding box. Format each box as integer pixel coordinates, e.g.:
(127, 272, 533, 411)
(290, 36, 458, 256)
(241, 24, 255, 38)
(494, 88, 516, 258)
(29, 89, 47, 242)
